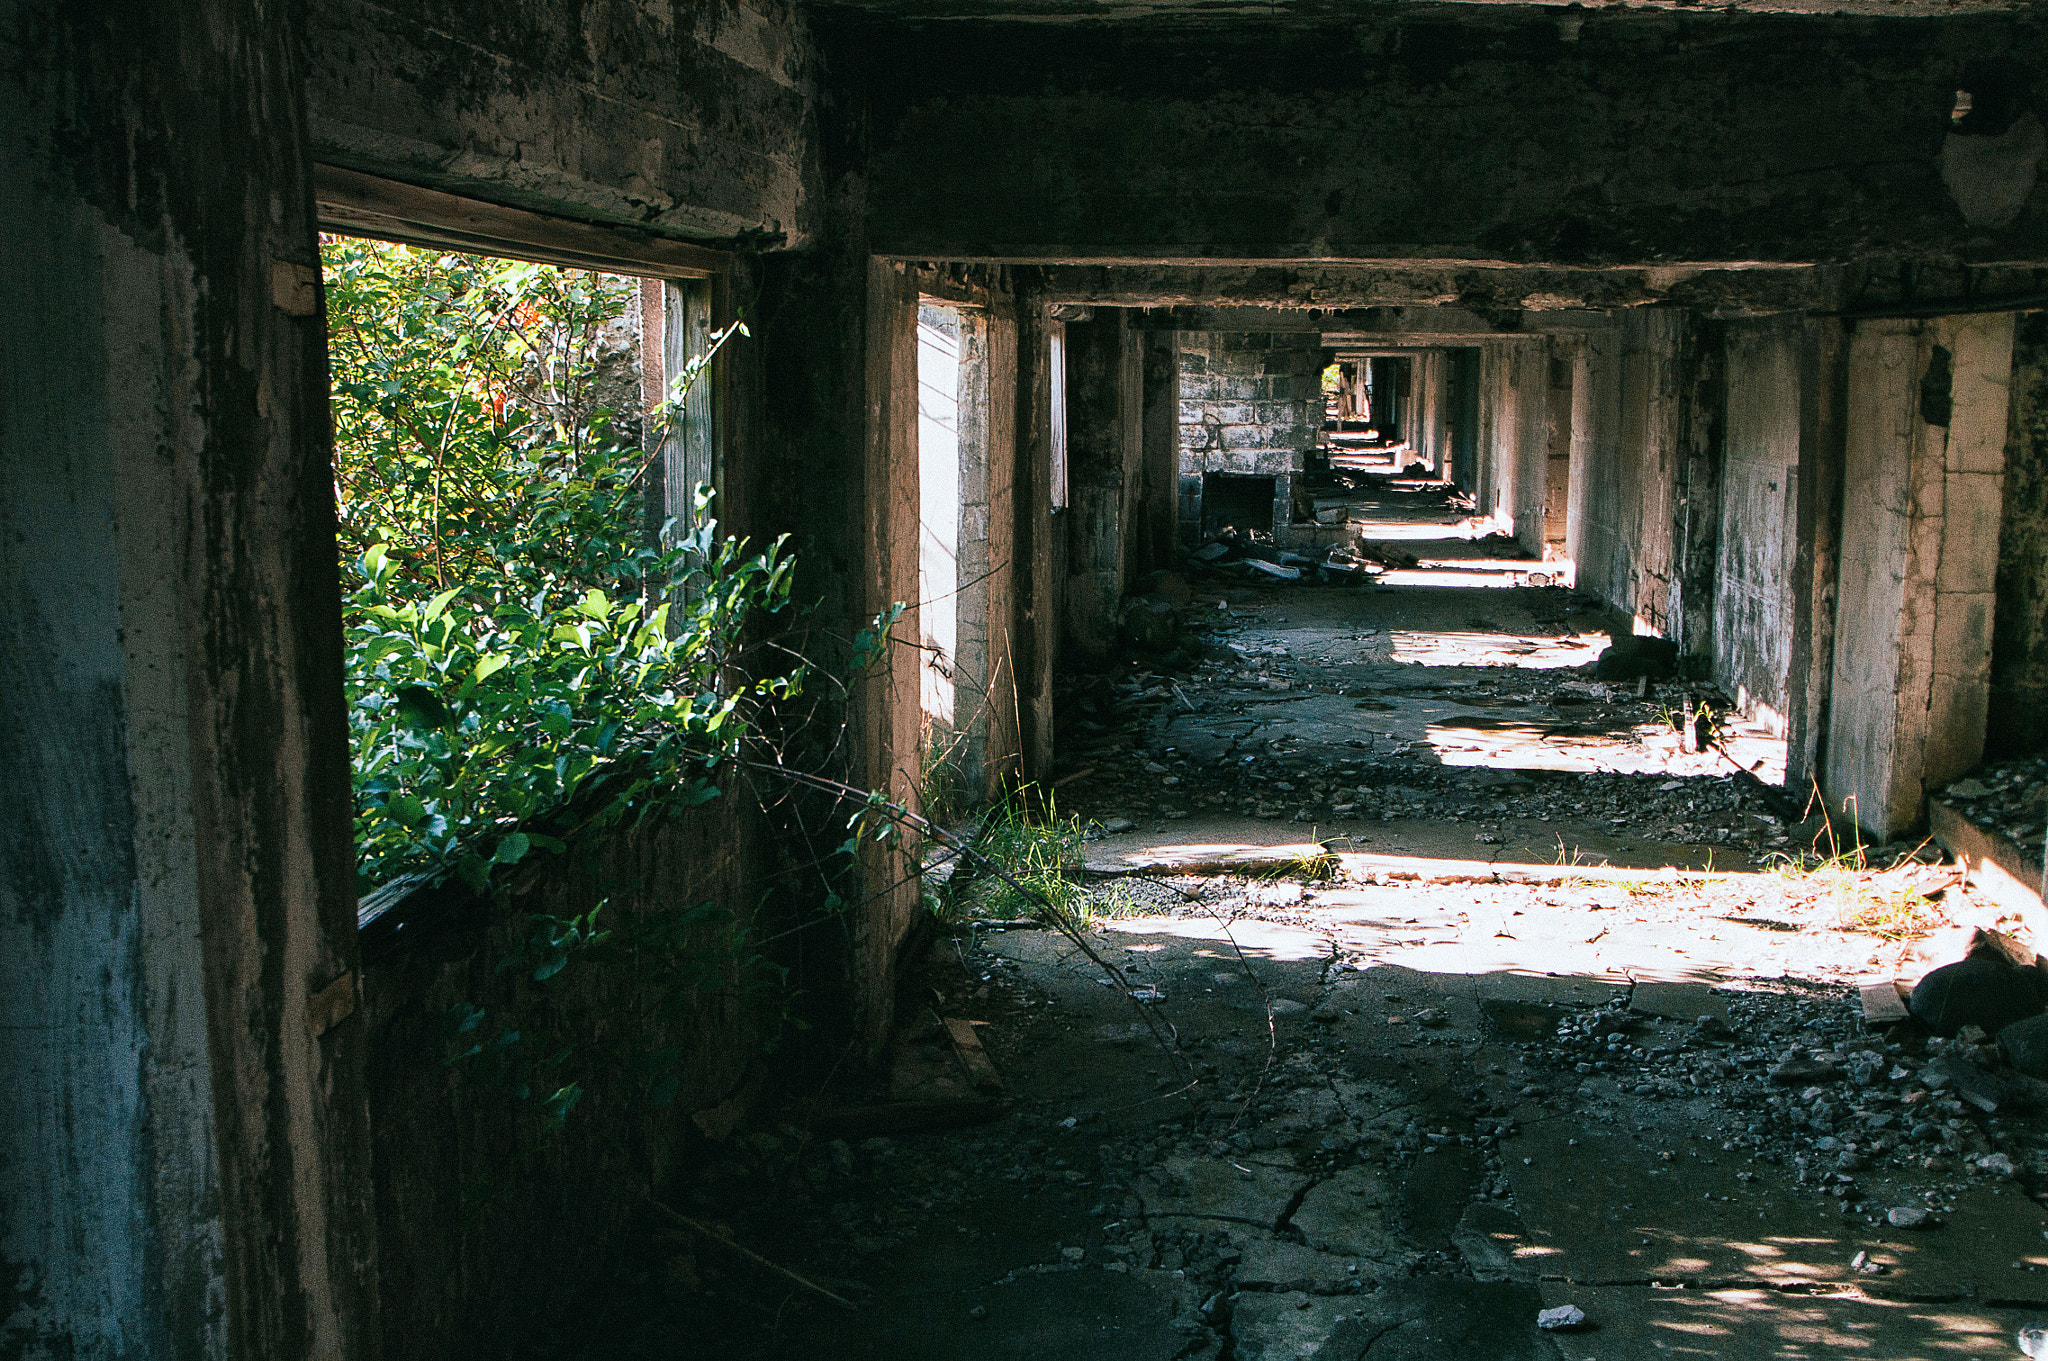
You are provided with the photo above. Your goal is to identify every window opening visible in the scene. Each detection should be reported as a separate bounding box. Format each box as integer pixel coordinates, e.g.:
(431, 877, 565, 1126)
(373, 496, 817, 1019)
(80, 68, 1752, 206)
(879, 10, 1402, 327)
(323, 235, 743, 911)
(917, 299, 993, 814)
(1048, 320, 1069, 511)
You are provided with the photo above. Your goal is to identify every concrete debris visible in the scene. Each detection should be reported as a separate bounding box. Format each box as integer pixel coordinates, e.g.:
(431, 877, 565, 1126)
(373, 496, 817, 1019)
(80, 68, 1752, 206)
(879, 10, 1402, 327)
(1910, 948, 2048, 1037)
(1938, 758, 2048, 872)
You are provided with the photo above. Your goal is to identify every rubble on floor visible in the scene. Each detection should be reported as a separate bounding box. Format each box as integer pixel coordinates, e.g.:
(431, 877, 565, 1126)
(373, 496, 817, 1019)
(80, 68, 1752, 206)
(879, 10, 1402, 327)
(1941, 757, 2048, 873)
(548, 844, 2048, 1360)
(1064, 579, 1796, 863)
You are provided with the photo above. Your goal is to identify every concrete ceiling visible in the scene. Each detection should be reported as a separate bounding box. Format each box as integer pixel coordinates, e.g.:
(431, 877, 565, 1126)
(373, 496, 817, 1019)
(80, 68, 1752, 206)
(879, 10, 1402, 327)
(812, 0, 2012, 20)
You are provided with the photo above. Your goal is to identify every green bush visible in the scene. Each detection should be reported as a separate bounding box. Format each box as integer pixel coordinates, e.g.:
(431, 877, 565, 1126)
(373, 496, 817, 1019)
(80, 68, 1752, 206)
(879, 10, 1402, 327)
(325, 237, 789, 894)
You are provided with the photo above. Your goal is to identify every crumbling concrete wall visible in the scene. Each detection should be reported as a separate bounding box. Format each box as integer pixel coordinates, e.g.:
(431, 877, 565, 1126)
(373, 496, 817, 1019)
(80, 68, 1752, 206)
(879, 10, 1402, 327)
(1712, 321, 1805, 732)
(1989, 313, 2048, 758)
(1481, 341, 1552, 558)
(306, 0, 820, 245)
(1, 3, 381, 1354)
(1066, 312, 1145, 659)
(1177, 332, 1321, 534)
(359, 798, 767, 1361)
(843, 15, 2048, 266)
(1825, 315, 2017, 839)
(1569, 311, 1683, 636)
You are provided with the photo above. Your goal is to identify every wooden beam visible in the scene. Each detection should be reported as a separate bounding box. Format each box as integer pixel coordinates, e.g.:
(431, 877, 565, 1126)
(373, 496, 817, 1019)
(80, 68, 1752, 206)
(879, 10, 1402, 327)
(314, 165, 726, 279)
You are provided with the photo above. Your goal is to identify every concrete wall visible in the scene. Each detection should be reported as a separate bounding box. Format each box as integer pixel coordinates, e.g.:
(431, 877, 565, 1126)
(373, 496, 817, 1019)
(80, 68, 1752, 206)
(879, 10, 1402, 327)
(1177, 332, 1321, 535)
(1825, 315, 2017, 839)
(1066, 312, 1145, 659)
(1481, 341, 1552, 558)
(1, 3, 380, 1354)
(1989, 313, 2048, 757)
(1713, 321, 1805, 732)
(1569, 311, 1684, 636)
(842, 15, 2048, 265)
(307, 0, 820, 246)
(360, 800, 768, 1361)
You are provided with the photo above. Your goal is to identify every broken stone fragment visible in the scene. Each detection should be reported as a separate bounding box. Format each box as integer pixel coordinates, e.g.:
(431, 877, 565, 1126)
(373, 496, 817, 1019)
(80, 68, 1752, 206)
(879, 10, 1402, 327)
(1770, 1057, 1842, 1086)
(1887, 1205, 1933, 1230)
(2001, 1014, 2048, 1080)
(1536, 1304, 1587, 1331)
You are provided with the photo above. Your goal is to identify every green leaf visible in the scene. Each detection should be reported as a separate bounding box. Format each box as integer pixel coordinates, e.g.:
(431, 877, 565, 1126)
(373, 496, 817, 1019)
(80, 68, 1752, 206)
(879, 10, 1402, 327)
(493, 832, 531, 865)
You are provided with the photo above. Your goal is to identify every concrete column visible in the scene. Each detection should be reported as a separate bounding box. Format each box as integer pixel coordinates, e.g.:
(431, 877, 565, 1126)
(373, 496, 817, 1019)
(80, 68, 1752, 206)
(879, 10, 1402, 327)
(1140, 329, 1182, 568)
(1062, 312, 1142, 662)
(1824, 314, 2018, 840)
(1013, 295, 1061, 785)
(0, 3, 380, 1356)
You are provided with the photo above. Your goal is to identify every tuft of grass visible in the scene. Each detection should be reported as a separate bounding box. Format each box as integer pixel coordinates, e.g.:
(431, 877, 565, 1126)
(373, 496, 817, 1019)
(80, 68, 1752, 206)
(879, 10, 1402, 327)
(957, 795, 1089, 925)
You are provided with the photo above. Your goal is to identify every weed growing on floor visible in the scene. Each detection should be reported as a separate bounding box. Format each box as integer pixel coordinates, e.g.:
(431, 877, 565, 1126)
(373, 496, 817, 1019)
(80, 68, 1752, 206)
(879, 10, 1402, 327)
(960, 797, 1089, 925)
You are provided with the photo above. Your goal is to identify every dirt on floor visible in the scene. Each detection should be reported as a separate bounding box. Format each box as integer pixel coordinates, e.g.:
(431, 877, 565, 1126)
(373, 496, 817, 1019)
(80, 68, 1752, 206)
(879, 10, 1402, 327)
(541, 844, 2048, 1360)
(532, 488, 2048, 1359)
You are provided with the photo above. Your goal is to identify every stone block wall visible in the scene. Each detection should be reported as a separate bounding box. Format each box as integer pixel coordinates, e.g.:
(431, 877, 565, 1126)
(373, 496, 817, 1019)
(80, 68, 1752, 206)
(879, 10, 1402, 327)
(1177, 332, 1322, 534)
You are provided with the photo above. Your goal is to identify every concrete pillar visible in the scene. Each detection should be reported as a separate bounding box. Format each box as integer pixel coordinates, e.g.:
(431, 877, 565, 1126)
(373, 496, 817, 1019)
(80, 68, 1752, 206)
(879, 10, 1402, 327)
(1140, 329, 1182, 568)
(1062, 312, 1142, 662)
(0, 3, 380, 1356)
(1013, 295, 1061, 785)
(1823, 314, 2018, 840)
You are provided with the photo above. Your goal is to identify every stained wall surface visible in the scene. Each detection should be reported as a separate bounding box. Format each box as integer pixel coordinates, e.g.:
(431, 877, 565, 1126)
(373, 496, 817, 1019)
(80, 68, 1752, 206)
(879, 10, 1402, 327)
(842, 15, 2048, 265)
(1990, 314, 2048, 758)
(1713, 321, 1805, 731)
(307, 0, 820, 244)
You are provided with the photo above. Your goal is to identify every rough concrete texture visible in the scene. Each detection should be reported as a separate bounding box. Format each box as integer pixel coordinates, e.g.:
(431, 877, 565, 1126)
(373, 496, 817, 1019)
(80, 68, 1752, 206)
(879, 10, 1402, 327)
(359, 798, 773, 1361)
(1, 3, 379, 1355)
(307, 0, 819, 245)
(842, 16, 2048, 264)
(1568, 311, 1683, 641)
(1990, 314, 2048, 758)
(1713, 320, 1805, 733)
(1827, 315, 2017, 840)
(1065, 311, 1147, 661)
(549, 854, 2048, 1358)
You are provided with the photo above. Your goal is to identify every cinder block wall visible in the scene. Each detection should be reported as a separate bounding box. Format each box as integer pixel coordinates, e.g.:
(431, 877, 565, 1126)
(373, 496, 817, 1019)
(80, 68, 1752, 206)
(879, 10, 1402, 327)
(1177, 332, 1323, 534)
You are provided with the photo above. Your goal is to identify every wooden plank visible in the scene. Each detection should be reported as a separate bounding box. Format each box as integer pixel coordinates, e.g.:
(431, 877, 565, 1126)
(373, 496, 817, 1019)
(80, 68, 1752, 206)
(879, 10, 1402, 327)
(314, 164, 726, 279)
(943, 1017, 1004, 1094)
(1860, 980, 1910, 1024)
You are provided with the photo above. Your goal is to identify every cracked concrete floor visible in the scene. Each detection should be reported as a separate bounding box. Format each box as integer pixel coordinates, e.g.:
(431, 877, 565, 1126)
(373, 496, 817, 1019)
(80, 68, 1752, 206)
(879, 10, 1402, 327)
(561, 872, 2048, 1361)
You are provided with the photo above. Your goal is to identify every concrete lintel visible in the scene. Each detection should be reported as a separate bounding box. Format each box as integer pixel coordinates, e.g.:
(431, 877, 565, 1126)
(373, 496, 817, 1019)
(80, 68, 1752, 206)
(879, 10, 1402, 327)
(1018, 263, 1828, 316)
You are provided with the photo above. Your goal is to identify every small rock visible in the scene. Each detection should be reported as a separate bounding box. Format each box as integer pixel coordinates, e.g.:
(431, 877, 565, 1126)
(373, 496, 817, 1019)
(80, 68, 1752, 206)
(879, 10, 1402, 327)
(1770, 1058, 1842, 1087)
(1851, 1250, 1886, 1275)
(1887, 1206, 1933, 1230)
(1536, 1304, 1588, 1331)
(1104, 818, 1137, 834)
(1412, 1007, 1449, 1028)
(2001, 1015, 2048, 1080)
(1061, 1246, 1086, 1262)
(2020, 1323, 2048, 1358)
(969, 1305, 988, 1320)
(1269, 999, 1308, 1016)
(1979, 1152, 2017, 1178)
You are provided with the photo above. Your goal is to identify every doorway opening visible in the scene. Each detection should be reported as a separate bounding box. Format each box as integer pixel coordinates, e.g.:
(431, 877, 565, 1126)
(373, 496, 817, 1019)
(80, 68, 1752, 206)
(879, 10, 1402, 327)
(917, 298, 994, 816)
